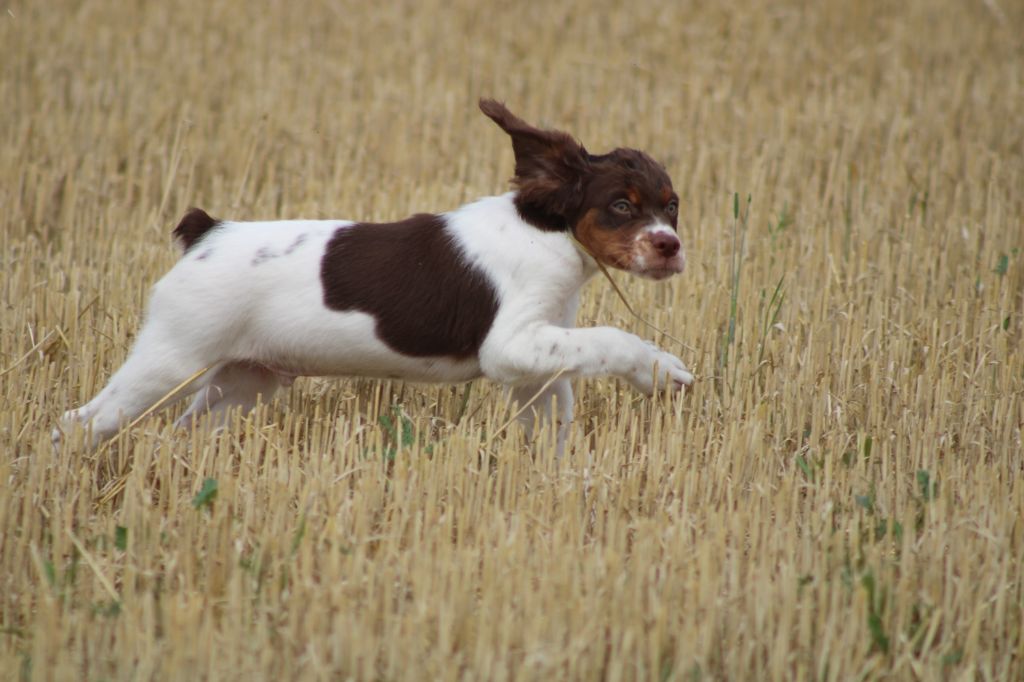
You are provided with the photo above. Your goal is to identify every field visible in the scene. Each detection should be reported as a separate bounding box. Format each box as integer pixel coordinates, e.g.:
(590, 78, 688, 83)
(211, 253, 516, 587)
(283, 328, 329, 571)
(2, 0, 1023, 679)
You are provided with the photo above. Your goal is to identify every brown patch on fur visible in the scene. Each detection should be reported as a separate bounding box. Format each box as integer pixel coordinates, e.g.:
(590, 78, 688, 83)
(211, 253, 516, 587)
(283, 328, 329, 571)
(583, 149, 676, 229)
(173, 208, 220, 252)
(320, 214, 499, 359)
(563, 146, 685, 276)
(574, 208, 636, 270)
(479, 99, 681, 244)
(480, 99, 588, 232)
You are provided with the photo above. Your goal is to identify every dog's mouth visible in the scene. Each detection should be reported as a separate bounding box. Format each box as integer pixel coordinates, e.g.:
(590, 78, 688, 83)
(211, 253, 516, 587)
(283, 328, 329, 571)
(635, 267, 680, 281)
(578, 238, 686, 281)
(628, 254, 686, 280)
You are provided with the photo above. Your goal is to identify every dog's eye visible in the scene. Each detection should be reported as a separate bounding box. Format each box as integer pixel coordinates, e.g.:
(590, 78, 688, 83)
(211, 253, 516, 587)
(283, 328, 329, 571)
(610, 199, 634, 216)
(665, 200, 678, 217)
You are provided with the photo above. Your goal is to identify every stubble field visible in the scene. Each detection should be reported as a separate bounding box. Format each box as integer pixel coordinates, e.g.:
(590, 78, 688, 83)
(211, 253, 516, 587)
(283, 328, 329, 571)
(2, 0, 1022, 679)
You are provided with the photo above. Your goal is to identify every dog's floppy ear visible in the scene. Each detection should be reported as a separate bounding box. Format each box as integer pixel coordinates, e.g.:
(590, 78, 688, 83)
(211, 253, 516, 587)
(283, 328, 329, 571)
(480, 99, 589, 226)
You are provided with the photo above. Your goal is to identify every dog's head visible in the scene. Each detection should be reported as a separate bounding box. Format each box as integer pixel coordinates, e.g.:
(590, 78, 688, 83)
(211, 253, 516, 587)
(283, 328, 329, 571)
(480, 99, 684, 280)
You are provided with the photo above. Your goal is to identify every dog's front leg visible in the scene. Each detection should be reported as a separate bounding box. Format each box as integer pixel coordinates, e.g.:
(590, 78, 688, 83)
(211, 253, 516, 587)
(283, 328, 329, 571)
(483, 324, 693, 397)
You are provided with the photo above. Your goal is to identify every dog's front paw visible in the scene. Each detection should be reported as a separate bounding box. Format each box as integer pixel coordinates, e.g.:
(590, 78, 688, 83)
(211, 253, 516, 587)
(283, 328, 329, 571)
(628, 342, 694, 395)
(52, 409, 85, 448)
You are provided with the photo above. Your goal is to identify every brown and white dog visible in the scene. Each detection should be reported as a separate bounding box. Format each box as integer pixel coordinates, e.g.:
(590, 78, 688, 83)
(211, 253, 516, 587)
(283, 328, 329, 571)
(54, 100, 693, 453)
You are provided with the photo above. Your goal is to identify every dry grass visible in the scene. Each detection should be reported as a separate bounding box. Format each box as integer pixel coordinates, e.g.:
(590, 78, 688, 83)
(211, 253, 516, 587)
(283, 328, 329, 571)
(2, 0, 1023, 679)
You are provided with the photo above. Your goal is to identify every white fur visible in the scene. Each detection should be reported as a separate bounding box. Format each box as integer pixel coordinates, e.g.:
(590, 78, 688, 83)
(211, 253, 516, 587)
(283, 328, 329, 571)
(632, 221, 685, 274)
(54, 193, 693, 453)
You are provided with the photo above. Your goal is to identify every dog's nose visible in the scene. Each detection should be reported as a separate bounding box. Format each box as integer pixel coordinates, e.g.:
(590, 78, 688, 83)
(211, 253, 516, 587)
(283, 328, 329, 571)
(651, 232, 681, 258)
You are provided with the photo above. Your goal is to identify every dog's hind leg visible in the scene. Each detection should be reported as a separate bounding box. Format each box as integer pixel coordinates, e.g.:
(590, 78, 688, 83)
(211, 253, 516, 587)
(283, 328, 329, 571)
(174, 361, 282, 433)
(53, 325, 216, 447)
(510, 378, 573, 456)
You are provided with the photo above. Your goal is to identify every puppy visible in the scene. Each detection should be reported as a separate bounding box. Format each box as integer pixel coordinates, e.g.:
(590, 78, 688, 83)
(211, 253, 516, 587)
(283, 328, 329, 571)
(54, 99, 693, 452)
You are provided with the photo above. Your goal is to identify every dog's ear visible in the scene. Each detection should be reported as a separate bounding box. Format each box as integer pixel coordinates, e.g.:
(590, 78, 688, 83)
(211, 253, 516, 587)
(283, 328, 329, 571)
(480, 99, 588, 225)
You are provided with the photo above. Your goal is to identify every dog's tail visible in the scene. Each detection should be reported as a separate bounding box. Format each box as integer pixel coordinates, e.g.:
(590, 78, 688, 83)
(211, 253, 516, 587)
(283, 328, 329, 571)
(173, 208, 220, 253)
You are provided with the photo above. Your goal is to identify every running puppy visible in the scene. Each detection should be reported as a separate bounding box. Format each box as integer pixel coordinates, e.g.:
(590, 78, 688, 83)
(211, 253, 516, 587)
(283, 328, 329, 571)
(54, 99, 693, 451)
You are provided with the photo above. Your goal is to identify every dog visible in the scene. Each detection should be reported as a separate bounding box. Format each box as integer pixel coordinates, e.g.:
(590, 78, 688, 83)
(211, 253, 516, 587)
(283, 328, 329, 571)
(53, 99, 693, 452)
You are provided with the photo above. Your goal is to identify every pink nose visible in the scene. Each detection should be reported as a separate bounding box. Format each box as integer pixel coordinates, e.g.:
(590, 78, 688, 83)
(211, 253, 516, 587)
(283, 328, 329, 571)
(651, 232, 681, 258)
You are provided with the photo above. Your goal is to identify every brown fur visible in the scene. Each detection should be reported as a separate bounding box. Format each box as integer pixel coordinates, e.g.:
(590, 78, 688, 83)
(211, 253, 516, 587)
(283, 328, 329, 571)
(173, 208, 220, 252)
(479, 99, 680, 272)
(320, 214, 499, 359)
(574, 208, 635, 270)
(480, 99, 589, 232)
